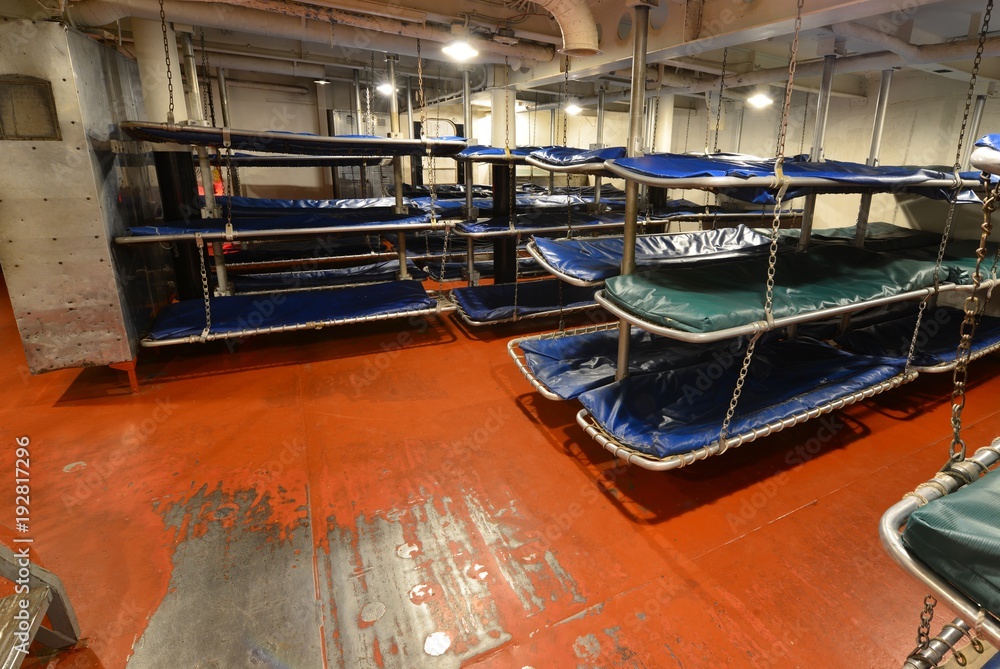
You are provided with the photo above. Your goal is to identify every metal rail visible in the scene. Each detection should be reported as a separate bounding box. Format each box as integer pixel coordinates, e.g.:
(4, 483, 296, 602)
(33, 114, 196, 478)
(576, 370, 916, 471)
(115, 219, 452, 244)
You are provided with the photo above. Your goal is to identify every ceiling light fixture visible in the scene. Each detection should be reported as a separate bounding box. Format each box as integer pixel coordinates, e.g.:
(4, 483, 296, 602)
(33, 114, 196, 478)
(746, 87, 773, 109)
(376, 82, 395, 95)
(314, 79, 330, 85)
(442, 40, 479, 62)
(565, 100, 583, 116)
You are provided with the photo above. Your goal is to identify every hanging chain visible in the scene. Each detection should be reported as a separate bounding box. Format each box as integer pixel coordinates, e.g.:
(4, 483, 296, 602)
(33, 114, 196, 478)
(683, 107, 692, 153)
(718, 0, 804, 449)
(704, 91, 713, 155)
(798, 93, 809, 155)
(415, 41, 446, 288)
(200, 29, 216, 126)
(946, 0, 994, 465)
(906, 595, 939, 660)
(366, 52, 375, 135)
(713, 48, 728, 153)
(195, 234, 212, 339)
(651, 97, 660, 153)
(158, 0, 175, 124)
(223, 142, 235, 238)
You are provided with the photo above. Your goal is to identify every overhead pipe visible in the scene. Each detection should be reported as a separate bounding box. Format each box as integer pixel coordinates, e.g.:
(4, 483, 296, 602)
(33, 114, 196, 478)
(616, 2, 651, 382)
(199, 51, 325, 80)
(528, 0, 601, 57)
(67, 0, 554, 63)
(223, 78, 311, 95)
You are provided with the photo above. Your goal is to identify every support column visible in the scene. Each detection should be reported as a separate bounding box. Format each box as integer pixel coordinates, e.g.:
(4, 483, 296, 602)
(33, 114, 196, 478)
(462, 67, 479, 285)
(593, 87, 606, 209)
(132, 18, 188, 124)
(798, 54, 836, 251)
(615, 2, 651, 381)
(653, 92, 675, 154)
(387, 55, 410, 280)
(962, 94, 988, 169)
(492, 79, 518, 284)
(855, 69, 893, 248)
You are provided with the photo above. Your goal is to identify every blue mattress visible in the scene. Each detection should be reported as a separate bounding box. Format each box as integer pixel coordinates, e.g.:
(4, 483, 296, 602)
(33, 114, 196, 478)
(229, 260, 427, 292)
(835, 306, 1000, 368)
(209, 152, 387, 167)
(532, 225, 778, 284)
(147, 281, 435, 341)
(579, 338, 906, 458)
(216, 196, 410, 215)
(521, 328, 766, 400)
(527, 146, 627, 173)
(422, 257, 541, 282)
(221, 236, 384, 264)
(451, 281, 598, 323)
(456, 145, 554, 163)
(127, 211, 431, 237)
(412, 194, 626, 218)
(121, 121, 466, 157)
(456, 211, 627, 235)
(605, 153, 986, 204)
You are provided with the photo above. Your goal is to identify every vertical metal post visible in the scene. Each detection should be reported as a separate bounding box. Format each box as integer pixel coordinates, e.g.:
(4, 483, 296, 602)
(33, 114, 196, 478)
(406, 76, 414, 139)
(615, 3, 650, 381)
(594, 87, 606, 208)
(855, 69, 893, 248)
(353, 69, 363, 131)
(387, 55, 410, 280)
(216, 67, 240, 195)
(962, 94, 988, 169)
(462, 68, 479, 285)
(798, 54, 836, 251)
(549, 109, 557, 193)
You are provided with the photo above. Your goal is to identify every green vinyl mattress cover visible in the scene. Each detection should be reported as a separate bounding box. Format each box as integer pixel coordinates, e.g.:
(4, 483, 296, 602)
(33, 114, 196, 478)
(902, 469, 1000, 615)
(602, 245, 969, 333)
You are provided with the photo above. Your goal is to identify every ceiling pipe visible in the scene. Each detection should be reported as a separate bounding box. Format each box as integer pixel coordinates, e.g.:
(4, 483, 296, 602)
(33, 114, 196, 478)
(529, 0, 600, 57)
(66, 0, 554, 62)
(221, 78, 311, 95)
(200, 52, 326, 79)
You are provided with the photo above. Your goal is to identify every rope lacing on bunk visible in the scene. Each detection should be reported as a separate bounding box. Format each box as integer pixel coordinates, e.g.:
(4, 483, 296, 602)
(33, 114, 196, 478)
(717, 0, 802, 453)
(158, 0, 175, 125)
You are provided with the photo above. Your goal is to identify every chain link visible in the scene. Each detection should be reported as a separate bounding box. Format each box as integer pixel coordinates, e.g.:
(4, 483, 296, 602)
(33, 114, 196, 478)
(718, 0, 803, 448)
(907, 594, 938, 658)
(798, 93, 809, 155)
(195, 234, 212, 339)
(158, 0, 175, 124)
(683, 107, 692, 153)
(200, 29, 216, 126)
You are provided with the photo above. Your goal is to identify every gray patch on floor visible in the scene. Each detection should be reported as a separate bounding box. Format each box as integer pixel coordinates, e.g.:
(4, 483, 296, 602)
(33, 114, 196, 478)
(127, 485, 322, 669)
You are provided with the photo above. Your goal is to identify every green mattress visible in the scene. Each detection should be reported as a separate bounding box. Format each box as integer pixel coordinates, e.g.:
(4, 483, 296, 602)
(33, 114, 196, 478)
(903, 469, 1000, 614)
(603, 245, 968, 333)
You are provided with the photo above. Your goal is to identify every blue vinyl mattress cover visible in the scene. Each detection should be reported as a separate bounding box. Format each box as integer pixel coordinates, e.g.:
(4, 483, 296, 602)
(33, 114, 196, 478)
(457, 211, 627, 234)
(834, 306, 1000, 366)
(127, 211, 431, 236)
(578, 338, 906, 458)
(451, 281, 598, 322)
(456, 145, 556, 161)
(229, 260, 427, 292)
(217, 196, 411, 213)
(532, 225, 777, 283)
(147, 281, 435, 340)
(521, 328, 768, 400)
(529, 146, 628, 166)
(603, 245, 969, 333)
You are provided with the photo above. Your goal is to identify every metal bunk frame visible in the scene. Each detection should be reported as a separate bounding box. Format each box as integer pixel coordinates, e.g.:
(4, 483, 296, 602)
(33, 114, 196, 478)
(880, 441, 1000, 652)
(524, 154, 616, 176)
(507, 322, 618, 400)
(594, 279, 1000, 344)
(576, 368, 917, 471)
(451, 282, 600, 327)
(141, 289, 456, 347)
(115, 218, 450, 244)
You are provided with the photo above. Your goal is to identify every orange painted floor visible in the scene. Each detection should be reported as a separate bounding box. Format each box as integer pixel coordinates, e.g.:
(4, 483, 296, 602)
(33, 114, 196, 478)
(2, 275, 998, 668)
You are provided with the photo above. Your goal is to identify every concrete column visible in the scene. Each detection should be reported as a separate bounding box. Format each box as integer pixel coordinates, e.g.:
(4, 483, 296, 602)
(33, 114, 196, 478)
(132, 18, 188, 124)
(653, 92, 675, 153)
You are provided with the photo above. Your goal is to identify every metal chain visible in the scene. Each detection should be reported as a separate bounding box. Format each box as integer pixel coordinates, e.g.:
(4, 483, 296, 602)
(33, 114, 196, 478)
(946, 0, 994, 465)
(366, 52, 374, 136)
(713, 48, 728, 153)
(718, 0, 804, 449)
(798, 93, 809, 155)
(158, 0, 175, 124)
(908, 595, 938, 659)
(415, 41, 446, 288)
(683, 107, 692, 153)
(200, 29, 216, 126)
(223, 143, 235, 238)
(195, 234, 212, 339)
(651, 96, 660, 153)
(704, 91, 713, 155)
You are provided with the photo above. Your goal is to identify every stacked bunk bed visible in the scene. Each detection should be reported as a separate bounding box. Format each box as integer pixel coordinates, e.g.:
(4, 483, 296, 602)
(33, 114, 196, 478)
(118, 121, 467, 346)
(450, 145, 802, 326)
(509, 147, 999, 471)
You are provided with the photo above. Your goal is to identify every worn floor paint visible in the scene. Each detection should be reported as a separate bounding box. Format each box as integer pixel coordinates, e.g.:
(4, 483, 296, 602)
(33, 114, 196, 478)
(2, 276, 999, 668)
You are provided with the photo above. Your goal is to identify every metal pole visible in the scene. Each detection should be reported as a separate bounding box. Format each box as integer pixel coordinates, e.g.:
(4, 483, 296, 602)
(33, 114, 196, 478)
(462, 68, 479, 285)
(549, 109, 556, 193)
(855, 69, 893, 248)
(594, 87, 606, 208)
(798, 54, 836, 251)
(216, 67, 240, 195)
(962, 94, 987, 169)
(615, 3, 650, 381)
(387, 55, 410, 280)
